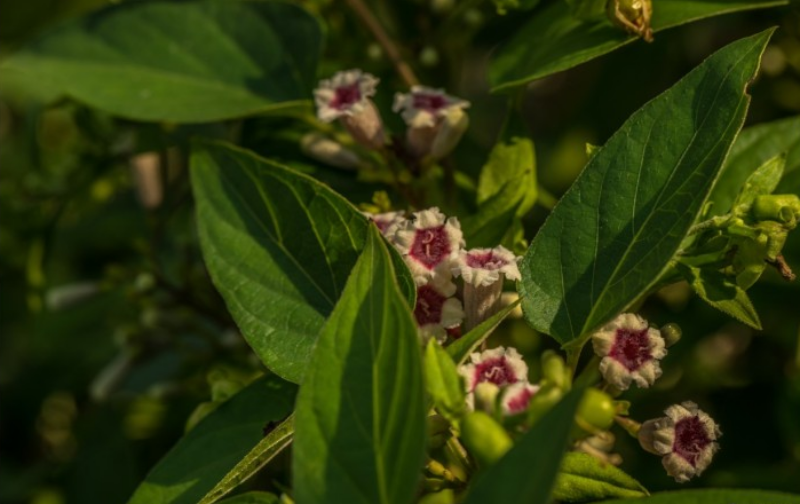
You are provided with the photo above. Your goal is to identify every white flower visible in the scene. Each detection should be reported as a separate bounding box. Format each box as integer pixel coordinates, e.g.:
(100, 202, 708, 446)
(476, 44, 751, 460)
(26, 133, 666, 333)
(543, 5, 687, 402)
(638, 401, 721, 483)
(458, 346, 528, 393)
(314, 69, 378, 122)
(500, 382, 539, 416)
(414, 274, 464, 344)
(591, 313, 667, 390)
(394, 207, 464, 283)
(453, 246, 521, 287)
(392, 86, 470, 128)
(313, 69, 385, 150)
(363, 211, 406, 240)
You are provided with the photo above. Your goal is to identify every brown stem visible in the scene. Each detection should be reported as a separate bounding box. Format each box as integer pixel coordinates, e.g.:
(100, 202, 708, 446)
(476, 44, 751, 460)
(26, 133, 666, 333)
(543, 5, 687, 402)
(344, 0, 420, 87)
(767, 254, 796, 282)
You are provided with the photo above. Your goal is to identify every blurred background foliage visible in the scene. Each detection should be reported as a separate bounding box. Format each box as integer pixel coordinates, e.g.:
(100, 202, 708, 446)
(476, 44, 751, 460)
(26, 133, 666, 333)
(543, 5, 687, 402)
(1, 0, 799, 503)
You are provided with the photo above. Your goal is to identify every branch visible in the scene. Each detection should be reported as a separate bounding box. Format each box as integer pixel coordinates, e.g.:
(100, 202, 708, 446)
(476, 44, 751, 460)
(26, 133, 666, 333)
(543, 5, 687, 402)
(344, 0, 420, 87)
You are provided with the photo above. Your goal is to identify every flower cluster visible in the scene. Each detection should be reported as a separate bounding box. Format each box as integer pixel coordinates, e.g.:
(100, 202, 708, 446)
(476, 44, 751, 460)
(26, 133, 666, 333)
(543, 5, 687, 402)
(312, 70, 471, 163)
(458, 346, 539, 416)
(365, 207, 521, 343)
(589, 313, 721, 482)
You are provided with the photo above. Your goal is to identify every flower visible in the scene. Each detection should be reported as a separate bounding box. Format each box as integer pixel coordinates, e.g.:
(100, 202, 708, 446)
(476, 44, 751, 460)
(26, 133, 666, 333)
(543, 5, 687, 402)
(458, 346, 528, 393)
(363, 210, 406, 239)
(413, 274, 464, 343)
(638, 401, 721, 482)
(453, 246, 521, 287)
(500, 382, 539, 416)
(314, 69, 378, 122)
(313, 69, 385, 150)
(393, 86, 470, 159)
(393, 86, 470, 128)
(591, 313, 666, 390)
(454, 246, 521, 331)
(394, 207, 464, 283)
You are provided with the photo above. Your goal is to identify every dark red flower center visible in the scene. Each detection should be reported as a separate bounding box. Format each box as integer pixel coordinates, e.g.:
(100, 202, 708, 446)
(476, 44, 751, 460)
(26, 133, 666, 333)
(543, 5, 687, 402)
(673, 415, 711, 467)
(466, 251, 506, 270)
(608, 327, 652, 371)
(409, 226, 450, 269)
(414, 284, 446, 326)
(472, 356, 519, 390)
(412, 93, 447, 112)
(331, 83, 361, 110)
(505, 387, 536, 415)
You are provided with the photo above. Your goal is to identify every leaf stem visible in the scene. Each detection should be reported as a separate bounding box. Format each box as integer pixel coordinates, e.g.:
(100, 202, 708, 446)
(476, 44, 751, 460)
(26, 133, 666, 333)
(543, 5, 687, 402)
(344, 0, 420, 87)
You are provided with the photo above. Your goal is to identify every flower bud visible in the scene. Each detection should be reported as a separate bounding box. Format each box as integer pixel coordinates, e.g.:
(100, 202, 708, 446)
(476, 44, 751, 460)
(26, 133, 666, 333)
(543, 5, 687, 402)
(660, 323, 682, 347)
(460, 411, 513, 467)
(301, 133, 362, 170)
(576, 389, 616, 433)
(606, 0, 653, 42)
(541, 350, 569, 389)
(752, 194, 800, 228)
(473, 382, 501, 413)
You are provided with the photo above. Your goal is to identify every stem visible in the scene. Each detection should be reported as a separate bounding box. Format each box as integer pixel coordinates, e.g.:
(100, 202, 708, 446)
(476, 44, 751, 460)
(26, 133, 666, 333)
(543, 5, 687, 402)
(344, 0, 420, 87)
(445, 435, 473, 479)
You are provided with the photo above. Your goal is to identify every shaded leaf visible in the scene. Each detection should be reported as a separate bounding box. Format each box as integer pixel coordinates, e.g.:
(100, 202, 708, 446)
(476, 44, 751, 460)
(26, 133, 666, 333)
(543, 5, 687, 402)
(553, 452, 648, 502)
(710, 116, 800, 215)
(602, 489, 800, 504)
(463, 388, 584, 504)
(127, 376, 296, 504)
(217, 492, 280, 504)
(679, 264, 762, 329)
(489, 0, 784, 91)
(2, 1, 322, 122)
(447, 300, 521, 365)
(199, 415, 295, 504)
(425, 341, 466, 425)
(293, 228, 426, 504)
(464, 128, 537, 249)
(191, 141, 413, 383)
(518, 30, 771, 347)
(731, 153, 785, 212)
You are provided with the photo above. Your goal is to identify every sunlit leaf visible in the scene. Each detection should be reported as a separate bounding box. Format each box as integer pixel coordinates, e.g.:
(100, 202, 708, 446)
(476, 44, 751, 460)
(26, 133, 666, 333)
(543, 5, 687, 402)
(293, 228, 426, 504)
(519, 30, 772, 347)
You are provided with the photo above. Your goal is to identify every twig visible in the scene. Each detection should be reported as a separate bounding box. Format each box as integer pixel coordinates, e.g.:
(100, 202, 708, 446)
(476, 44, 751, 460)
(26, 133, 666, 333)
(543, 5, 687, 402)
(344, 0, 420, 87)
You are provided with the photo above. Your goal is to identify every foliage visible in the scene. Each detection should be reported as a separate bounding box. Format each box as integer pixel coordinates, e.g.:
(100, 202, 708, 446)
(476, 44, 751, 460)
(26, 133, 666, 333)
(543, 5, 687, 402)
(2, 0, 800, 504)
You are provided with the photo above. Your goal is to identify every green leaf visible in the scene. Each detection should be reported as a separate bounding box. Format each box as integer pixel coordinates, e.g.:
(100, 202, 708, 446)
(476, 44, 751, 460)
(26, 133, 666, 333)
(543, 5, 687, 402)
(564, 0, 607, 20)
(553, 452, 648, 502)
(732, 154, 785, 212)
(293, 227, 426, 504)
(217, 492, 280, 504)
(425, 341, 467, 424)
(463, 388, 584, 504)
(191, 141, 413, 383)
(1, 1, 322, 122)
(489, 0, 784, 91)
(601, 489, 800, 504)
(679, 264, 762, 329)
(464, 130, 537, 248)
(446, 300, 521, 365)
(710, 116, 800, 215)
(199, 415, 295, 504)
(518, 30, 772, 347)
(127, 376, 296, 504)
